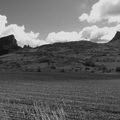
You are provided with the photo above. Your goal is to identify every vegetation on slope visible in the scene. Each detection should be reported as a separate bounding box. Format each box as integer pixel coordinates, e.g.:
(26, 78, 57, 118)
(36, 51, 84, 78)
(0, 32, 120, 73)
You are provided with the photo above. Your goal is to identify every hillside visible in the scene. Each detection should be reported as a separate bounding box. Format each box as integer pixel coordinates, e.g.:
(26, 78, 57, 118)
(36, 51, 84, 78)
(0, 32, 120, 73)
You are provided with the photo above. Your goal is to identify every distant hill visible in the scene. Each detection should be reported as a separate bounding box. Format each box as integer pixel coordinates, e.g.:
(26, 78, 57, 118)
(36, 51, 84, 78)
(0, 33, 120, 73)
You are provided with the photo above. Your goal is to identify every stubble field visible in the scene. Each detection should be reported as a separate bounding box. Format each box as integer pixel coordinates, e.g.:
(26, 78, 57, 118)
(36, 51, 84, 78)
(0, 72, 120, 120)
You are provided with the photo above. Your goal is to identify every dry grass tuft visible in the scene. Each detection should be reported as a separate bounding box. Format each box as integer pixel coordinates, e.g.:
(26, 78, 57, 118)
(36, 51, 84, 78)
(33, 101, 66, 120)
(0, 101, 66, 120)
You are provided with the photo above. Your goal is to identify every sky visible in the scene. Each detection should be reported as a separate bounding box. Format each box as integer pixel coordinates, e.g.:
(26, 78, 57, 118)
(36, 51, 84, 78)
(0, 0, 120, 47)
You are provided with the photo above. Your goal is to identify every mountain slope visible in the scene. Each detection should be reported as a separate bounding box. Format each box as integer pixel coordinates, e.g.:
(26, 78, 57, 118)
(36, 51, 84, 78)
(0, 33, 120, 73)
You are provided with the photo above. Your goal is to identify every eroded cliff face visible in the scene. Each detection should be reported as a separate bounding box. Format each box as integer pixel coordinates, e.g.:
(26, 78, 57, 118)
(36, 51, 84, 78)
(0, 35, 20, 55)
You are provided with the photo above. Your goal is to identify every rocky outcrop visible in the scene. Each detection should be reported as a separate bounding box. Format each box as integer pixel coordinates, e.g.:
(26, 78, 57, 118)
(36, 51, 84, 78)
(109, 31, 120, 43)
(0, 35, 20, 55)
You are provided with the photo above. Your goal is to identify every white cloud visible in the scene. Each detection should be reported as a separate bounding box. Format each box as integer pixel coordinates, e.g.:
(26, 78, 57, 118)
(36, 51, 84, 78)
(79, 13, 88, 22)
(46, 31, 80, 43)
(78, 0, 120, 43)
(79, 25, 120, 43)
(79, 0, 120, 23)
(0, 15, 7, 33)
(0, 15, 48, 47)
(46, 25, 120, 44)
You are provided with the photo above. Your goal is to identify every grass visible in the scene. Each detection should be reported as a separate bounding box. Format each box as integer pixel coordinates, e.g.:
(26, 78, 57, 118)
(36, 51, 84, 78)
(0, 100, 66, 120)
(0, 72, 119, 119)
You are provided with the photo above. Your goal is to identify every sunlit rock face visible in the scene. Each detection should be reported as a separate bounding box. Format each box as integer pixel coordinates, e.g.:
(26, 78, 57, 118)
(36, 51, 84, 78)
(0, 35, 20, 55)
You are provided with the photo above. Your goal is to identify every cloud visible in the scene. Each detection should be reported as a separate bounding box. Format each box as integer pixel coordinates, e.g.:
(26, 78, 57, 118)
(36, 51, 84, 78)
(46, 25, 120, 44)
(79, 13, 89, 22)
(0, 14, 48, 47)
(79, 0, 120, 23)
(79, 25, 120, 43)
(0, 15, 7, 33)
(46, 31, 80, 43)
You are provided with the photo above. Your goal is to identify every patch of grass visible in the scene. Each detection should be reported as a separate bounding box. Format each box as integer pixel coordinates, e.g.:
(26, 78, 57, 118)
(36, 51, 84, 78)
(0, 100, 66, 120)
(34, 101, 66, 120)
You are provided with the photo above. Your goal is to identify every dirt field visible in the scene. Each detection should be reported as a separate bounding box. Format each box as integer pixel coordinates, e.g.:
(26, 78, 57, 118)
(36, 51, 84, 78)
(0, 72, 120, 120)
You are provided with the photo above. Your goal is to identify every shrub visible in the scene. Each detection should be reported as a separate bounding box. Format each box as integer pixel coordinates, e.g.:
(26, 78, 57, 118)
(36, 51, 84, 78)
(116, 67, 120, 72)
(60, 69, 65, 72)
(84, 61, 95, 67)
(0, 60, 3, 64)
(97, 64, 108, 72)
(85, 67, 90, 71)
(50, 65, 56, 70)
(37, 67, 41, 72)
